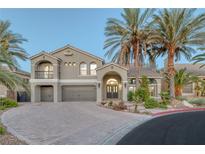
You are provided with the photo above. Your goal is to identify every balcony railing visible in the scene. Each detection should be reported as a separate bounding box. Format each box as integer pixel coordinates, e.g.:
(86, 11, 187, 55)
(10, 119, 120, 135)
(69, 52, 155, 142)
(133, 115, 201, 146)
(35, 71, 54, 79)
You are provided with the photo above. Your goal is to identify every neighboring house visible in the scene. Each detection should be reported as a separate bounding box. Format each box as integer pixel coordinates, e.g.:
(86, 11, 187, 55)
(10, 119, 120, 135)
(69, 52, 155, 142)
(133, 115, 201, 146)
(175, 63, 205, 96)
(30, 44, 162, 103)
(0, 68, 30, 102)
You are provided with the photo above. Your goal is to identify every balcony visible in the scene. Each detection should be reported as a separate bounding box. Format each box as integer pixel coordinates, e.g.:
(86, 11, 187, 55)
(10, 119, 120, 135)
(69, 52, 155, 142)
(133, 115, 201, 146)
(35, 71, 54, 79)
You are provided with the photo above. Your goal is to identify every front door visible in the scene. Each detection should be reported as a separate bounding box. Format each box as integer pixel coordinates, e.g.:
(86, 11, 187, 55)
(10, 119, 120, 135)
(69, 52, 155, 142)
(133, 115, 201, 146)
(106, 85, 118, 99)
(41, 86, 53, 102)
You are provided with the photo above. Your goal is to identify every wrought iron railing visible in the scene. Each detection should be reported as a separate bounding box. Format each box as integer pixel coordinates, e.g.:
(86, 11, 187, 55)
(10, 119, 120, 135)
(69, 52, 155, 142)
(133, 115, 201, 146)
(35, 71, 54, 79)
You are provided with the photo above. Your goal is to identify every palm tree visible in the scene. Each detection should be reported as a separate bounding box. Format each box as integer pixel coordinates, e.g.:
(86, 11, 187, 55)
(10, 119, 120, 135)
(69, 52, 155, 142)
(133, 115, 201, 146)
(174, 68, 193, 97)
(104, 8, 155, 88)
(192, 48, 205, 68)
(0, 20, 28, 91)
(152, 9, 205, 99)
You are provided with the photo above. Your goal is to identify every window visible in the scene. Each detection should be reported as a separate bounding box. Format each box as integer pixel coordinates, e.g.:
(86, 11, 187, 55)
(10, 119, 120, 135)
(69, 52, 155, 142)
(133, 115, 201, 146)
(64, 62, 68, 66)
(129, 78, 136, 84)
(80, 62, 87, 75)
(90, 63, 97, 75)
(72, 62, 76, 66)
(68, 62, 72, 66)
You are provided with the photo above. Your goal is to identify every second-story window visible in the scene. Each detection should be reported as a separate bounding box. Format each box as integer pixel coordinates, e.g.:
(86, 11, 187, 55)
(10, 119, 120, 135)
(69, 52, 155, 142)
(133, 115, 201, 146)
(90, 63, 97, 75)
(80, 62, 87, 75)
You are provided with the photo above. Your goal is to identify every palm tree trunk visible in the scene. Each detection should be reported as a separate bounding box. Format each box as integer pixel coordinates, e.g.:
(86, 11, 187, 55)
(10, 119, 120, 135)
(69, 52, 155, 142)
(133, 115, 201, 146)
(168, 47, 175, 100)
(133, 40, 140, 89)
(175, 85, 182, 97)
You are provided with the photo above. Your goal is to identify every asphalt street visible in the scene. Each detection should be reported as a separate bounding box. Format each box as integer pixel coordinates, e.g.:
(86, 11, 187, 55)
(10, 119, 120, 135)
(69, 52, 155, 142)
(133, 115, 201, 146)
(117, 111, 205, 145)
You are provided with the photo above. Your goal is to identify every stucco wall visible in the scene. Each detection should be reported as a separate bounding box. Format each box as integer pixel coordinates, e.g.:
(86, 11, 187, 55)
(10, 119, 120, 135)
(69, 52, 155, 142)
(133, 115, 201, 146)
(52, 48, 103, 79)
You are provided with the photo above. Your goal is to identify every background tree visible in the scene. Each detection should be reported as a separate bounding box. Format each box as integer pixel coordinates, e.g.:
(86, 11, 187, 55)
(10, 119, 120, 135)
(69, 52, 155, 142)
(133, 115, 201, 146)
(152, 8, 205, 100)
(174, 68, 193, 97)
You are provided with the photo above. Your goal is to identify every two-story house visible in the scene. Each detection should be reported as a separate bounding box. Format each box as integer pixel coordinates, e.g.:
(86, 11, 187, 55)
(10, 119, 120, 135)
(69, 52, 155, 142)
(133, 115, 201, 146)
(30, 44, 162, 103)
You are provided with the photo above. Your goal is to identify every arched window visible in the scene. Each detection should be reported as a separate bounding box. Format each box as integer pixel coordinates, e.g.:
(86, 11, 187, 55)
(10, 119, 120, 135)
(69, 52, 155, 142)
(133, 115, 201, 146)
(90, 63, 97, 75)
(80, 62, 87, 75)
(37, 61, 53, 79)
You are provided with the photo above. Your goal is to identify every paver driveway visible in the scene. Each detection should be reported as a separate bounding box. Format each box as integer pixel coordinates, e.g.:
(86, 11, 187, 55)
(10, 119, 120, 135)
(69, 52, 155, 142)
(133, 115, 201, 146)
(1, 102, 150, 145)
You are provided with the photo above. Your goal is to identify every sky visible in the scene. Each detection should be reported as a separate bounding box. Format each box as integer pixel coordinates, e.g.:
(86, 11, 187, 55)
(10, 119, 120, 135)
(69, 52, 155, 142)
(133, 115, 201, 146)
(0, 8, 204, 73)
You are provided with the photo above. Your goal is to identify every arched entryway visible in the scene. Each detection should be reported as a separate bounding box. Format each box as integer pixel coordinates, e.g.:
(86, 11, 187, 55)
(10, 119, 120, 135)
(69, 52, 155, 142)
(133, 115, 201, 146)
(102, 71, 122, 100)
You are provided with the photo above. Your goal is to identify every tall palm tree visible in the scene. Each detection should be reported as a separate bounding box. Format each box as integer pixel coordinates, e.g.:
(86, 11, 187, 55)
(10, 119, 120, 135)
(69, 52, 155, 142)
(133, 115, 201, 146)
(104, 8, 155, 88)
(0, 20, 28, 91)
(152, 9, 205, 99)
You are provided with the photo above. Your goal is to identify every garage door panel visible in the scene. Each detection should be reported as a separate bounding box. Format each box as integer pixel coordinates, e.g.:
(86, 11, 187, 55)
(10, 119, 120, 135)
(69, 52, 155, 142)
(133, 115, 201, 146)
(62, 85, 96, 101)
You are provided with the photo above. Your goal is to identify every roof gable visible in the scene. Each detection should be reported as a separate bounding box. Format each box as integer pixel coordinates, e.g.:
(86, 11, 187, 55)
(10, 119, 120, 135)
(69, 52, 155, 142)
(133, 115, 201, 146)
(30, 51, 61, 61)
(96, 63, 128, 71)
(51, 44, 104, 62)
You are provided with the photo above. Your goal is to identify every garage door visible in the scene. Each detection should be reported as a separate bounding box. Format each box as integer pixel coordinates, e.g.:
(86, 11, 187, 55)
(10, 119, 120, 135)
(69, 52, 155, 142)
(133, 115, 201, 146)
(62, 85, 96, 101)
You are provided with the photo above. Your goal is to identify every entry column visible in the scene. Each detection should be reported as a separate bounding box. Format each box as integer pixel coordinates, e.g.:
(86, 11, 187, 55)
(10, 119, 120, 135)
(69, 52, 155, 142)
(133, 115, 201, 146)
(97, 81, 102, 104)
(122, 81, 128, 101)
(53, 83, 59, 103)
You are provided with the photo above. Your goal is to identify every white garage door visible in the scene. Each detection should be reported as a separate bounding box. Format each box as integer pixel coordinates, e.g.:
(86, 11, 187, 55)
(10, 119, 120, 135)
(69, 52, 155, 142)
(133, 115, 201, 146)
(62, 85, 96, 101)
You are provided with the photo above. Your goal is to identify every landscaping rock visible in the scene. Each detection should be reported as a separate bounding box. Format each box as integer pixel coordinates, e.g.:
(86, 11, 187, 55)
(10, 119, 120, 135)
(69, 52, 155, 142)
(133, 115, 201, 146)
(182, 100, 194, 108)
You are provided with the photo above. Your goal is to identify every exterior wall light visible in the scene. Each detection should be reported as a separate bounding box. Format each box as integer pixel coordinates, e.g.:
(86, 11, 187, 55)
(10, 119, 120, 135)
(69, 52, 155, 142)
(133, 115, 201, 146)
(124, 83, 127, 88)
(98, 83, 101, 88)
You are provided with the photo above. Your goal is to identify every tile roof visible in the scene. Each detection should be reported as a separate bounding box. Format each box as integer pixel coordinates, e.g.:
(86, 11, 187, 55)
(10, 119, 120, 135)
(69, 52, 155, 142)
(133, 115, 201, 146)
(127, 65, 162, 78)
(175, 63, 205, 76)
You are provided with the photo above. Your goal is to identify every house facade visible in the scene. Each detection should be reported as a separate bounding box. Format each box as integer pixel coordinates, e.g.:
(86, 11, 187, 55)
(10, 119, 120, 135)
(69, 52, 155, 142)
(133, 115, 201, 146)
(30, 44, 162, 103)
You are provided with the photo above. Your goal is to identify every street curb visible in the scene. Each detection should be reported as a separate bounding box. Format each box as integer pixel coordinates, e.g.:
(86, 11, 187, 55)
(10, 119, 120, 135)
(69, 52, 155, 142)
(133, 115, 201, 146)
(1, 109, 35, 145)
(99, 117, 152, 145)
(152, 107, 205, 117)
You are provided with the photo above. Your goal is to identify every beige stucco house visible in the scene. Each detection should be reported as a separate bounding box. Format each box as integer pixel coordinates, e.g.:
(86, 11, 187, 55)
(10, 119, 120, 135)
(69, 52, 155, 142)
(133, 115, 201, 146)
(30, 44, 162, 103)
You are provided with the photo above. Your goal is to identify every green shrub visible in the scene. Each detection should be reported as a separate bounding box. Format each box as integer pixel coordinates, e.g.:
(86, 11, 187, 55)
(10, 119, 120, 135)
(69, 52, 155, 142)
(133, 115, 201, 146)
(0, 106, 6, 110)
(188, 98, 205, 106)
(0, 98, 18, 109)
(0, 126, 5, 135)
(158, 103, 167, 109)
(144, 98, 159, 109)
(127, 91, 134, 101)
(160, 91, 170, 104)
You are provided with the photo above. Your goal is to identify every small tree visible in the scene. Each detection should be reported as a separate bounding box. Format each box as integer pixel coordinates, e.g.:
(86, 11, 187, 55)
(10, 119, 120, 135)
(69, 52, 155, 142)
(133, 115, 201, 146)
(132, 90, 143, 112)
(139, 75, 150, 101)
(132, 75, 150, 112)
